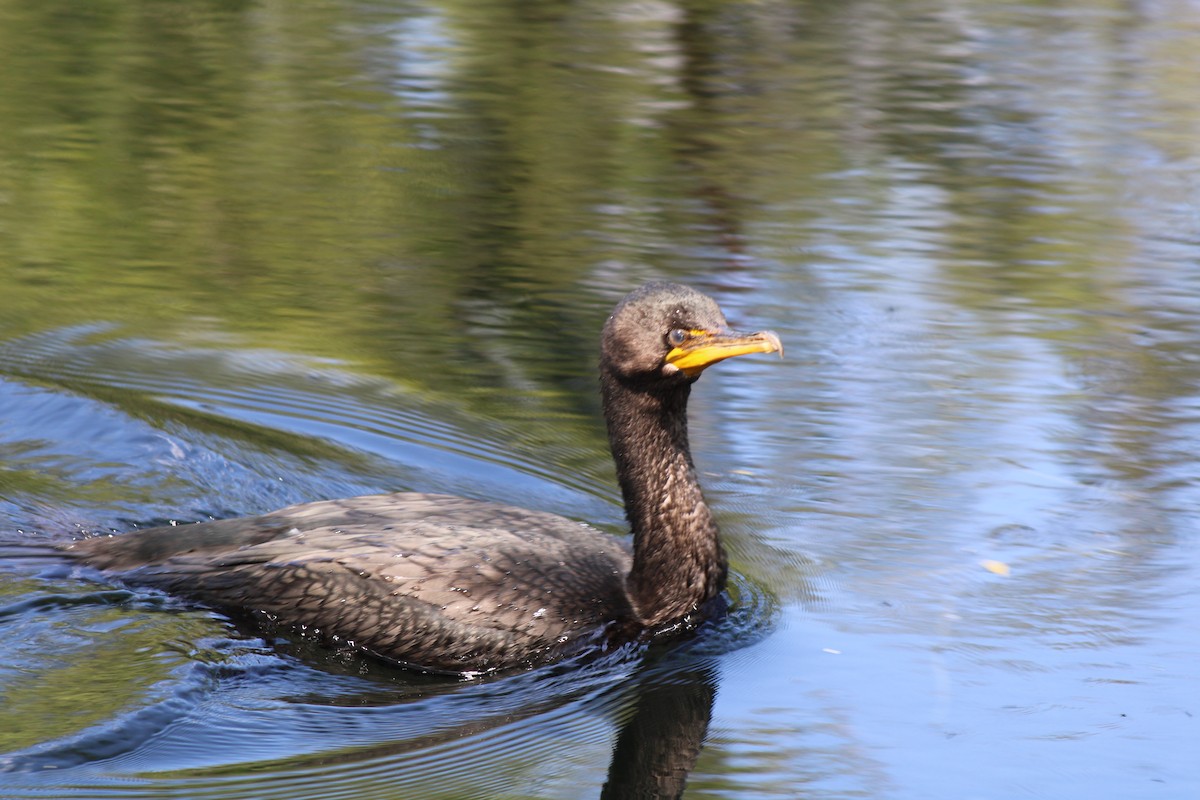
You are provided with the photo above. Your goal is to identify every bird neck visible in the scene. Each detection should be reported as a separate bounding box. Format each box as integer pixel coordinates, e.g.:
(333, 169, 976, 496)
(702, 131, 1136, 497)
(601, 374, 728, 628)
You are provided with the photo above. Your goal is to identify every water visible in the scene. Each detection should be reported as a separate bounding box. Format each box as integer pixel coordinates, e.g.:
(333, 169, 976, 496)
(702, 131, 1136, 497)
(1, 0, 1198, 797)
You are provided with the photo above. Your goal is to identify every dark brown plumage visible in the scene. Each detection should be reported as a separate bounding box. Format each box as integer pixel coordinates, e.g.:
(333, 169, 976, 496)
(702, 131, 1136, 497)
(63, 283, 781, 675)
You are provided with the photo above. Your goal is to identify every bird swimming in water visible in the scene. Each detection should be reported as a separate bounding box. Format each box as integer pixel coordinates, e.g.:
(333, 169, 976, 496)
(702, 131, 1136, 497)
(63, 283, 782, 675)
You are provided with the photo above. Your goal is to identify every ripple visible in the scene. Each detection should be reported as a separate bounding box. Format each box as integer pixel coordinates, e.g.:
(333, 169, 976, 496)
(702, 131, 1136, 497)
(0, 326, 615, 521)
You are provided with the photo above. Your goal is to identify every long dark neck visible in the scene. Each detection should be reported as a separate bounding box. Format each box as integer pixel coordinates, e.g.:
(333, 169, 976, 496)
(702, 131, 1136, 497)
(601, 372, 727, 628)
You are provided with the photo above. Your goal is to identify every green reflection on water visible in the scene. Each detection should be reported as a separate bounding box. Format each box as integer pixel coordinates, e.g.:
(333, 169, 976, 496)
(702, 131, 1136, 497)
(0, 577, 213, 753)
(0, 0, 841, 381)
(0, 0, 828, 516)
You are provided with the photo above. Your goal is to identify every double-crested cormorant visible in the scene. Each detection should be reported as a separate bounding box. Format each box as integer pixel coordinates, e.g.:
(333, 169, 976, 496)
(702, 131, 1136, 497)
(64, 283, 781, 674)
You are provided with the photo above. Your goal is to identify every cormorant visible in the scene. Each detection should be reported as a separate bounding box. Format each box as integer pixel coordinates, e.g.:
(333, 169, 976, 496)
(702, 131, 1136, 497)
(64, 282, 782, 674)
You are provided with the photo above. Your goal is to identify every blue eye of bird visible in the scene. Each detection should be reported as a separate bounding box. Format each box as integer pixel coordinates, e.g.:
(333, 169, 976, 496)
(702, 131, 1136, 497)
(667, 329, 687, 347)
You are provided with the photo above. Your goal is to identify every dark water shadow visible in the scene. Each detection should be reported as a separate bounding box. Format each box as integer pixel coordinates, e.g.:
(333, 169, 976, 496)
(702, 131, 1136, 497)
(0, 558, 745, 799)
(168, 643, 723, 800)
(599, 656, 717, 800)
(278, 635, 721, 800)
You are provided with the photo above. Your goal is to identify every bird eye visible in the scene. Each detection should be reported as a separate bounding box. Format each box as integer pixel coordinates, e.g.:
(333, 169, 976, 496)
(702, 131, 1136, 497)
(667, 329, 687, 347)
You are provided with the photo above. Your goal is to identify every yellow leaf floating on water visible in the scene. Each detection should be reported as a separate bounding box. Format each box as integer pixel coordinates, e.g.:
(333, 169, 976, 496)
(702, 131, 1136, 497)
(981, 559, 1011, 576)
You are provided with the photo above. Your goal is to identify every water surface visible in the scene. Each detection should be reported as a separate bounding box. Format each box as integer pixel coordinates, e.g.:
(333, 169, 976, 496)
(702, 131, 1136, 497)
(1, 0, 1198, 797)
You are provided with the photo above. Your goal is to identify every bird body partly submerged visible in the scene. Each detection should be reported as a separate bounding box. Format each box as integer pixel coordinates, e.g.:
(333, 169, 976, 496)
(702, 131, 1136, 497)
(64, 283, 781, 675)
(69, 492, 638, 673)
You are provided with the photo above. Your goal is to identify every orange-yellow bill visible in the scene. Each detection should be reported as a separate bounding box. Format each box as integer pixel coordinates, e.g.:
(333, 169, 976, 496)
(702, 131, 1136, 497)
(666, 329, 783, 378)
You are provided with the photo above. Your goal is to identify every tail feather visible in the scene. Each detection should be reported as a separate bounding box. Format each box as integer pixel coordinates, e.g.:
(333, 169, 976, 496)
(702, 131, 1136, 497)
(0, 540, 72, 565)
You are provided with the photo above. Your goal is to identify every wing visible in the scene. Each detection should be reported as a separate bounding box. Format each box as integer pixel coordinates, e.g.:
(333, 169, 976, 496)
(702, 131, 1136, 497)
(68, 493, 636, 673)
